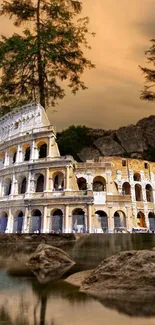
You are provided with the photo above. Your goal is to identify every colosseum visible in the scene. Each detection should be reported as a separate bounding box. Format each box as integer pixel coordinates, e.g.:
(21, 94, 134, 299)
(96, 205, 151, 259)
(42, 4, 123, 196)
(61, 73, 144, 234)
(0, 102, 154, 233)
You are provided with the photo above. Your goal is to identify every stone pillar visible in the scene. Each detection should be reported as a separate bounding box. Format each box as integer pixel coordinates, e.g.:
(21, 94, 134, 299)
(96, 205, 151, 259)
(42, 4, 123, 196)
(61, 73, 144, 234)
(0, 178, 2, 198)
(45, 168, 49, 192)
(142, 185, 147, 202)
(47, 136, 52, 157)
(42, 206, 47, 233)
(125, 206, 130, 229)
(64, 205, 69, 233)
(26, 171, 31, 194)
(65, 165, 70, 190)
(106, 171, 112, 194)
(87, 204, 92, 233)
(23, 207, 29, 233)
(49, 176, 53, 191)
(16, 144, 22, 163)
(30, 141, 38, 160)
(131, 185, 136, 202)
(108, 206, 114, 232)
(7, 209, 13, 233)
(87, 174, 93, 190)
(4, 152, 9, 167)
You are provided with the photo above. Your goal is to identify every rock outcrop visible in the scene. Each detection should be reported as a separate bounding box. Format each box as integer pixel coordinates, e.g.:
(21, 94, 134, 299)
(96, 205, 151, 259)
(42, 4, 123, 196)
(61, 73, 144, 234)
(66, 248, 155, 316)
(27, 243, 75, 283)
(75, 115, 155, 161)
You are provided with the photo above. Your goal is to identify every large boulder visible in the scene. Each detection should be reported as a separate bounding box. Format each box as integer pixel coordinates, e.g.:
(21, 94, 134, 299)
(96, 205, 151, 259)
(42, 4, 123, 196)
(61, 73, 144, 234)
(116, 125, 147, 153)
(27, 244, 75, 283)
(94, 135, 124, 156)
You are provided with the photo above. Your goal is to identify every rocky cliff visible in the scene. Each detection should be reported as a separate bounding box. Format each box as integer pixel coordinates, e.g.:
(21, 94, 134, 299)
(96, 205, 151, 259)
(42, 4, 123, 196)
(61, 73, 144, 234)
(57, 115, 155, 162)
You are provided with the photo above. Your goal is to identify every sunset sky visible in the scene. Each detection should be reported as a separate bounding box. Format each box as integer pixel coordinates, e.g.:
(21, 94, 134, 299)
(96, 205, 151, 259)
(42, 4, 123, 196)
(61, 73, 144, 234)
(0, 0, 155, 131)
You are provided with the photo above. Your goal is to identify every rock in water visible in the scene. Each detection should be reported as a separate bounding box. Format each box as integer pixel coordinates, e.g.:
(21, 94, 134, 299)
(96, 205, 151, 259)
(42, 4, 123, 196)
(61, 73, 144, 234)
(27, 244, 75, 283)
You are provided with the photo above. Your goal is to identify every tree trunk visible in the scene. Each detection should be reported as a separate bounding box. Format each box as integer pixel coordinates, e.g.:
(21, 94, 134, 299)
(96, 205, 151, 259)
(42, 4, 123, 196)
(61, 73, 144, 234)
(36, 0, 46, 109)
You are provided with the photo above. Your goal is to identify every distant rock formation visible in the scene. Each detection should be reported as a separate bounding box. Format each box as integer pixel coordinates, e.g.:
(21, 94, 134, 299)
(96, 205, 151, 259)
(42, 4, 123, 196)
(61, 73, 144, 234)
(75, 115, 155, 161)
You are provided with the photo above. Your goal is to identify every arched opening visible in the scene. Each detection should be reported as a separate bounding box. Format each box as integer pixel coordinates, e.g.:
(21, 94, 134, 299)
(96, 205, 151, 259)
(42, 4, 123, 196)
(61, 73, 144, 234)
(19, 177, 27, 194)
(0, 212, 8, 233)
(13, 211, 24, 233)
(114, 210, 126, 229)
(114, 182, 118, 191)
(93, 176, 106, 192)
(95, 210, 108, 232)
(51, 209, 63, 233)
(53, 172, 64, 191)
(38, 143, 47, 159)
(11, 148, 17, 164)
(134, 173, 141, 182)
(72, 209, 85, 233)
(36, 174, 44, 192)
(135, 184, 142, 201)
(122, 182, 131, 195)
(146, 184, 153, 202)
(3, 178, 12, 196)
(148, 212, 155, 231)
(0, 152, 5, 167)
(24, 146, 31, 161)
(137, 211, 146, 228)
(30, 210, 42, 233)
(77, 177, 87, 190)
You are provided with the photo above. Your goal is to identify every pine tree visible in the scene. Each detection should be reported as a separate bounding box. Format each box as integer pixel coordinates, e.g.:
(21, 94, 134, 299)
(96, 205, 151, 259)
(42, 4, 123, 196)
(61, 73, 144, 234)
(139, 39, 155, 102)
(0, 0, 95, 112)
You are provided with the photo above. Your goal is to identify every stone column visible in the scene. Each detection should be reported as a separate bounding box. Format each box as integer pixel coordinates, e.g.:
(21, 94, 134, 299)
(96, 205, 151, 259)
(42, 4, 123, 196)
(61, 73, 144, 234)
(125, 206, 130, 229)
(131, 185, 136, 202)
(30, 140, 38, 160)
(64, 205, 69, 233)
(45, 168, 49, 192)
(47, 136, 52, 157)
(7, 209, 13, 233)
(42, 206, 47, 233)
(142, 185, 147, 202)
(23, 207, 29, 233)
(26, 171, 31, 194)
(49, 176, 53, 191)
(0, 178, 2, 198)
(87, 204, 92, 233)
(16, 144, 22, 163)
(4, 152, 9, 167)
(108, 206, 114, 232)
(65, 165, 70, 190)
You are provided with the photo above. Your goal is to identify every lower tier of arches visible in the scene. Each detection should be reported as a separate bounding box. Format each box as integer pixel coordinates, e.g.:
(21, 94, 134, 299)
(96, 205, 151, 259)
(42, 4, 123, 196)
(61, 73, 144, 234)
(0, 206, 154, 233)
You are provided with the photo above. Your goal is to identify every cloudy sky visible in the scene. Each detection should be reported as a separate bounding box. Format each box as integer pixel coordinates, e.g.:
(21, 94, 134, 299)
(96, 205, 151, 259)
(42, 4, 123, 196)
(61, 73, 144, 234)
(0, 0, 155, 131)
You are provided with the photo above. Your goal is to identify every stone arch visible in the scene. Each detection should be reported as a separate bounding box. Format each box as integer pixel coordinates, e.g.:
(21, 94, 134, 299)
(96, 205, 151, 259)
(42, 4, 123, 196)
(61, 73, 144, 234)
(0, 211, 8, 233)
(18, 176, 27, 194)
(148, 212, 155, 231)
(93, 176, 106, 192)
(3, 178, 12, 196)
(137, 211, 146, 228)
(72, 208, 85, 233)
(37, 141, 47, 159)
(135, 184, 142, 201)
(50, 209, 63, 232)
(13, 210, 24, 233)
(114, 210, 126, 229)
(146, 184, 153, 202)
(23, 144, 31, 161)
(10, 147, 17, 164)
(36, 174, 44, 192)
(95, 210, 108, 232)
(134, 173, 141, 182)
(77, 177, 87, 190)
(53, 172, 64, 191)
(122, 182, 131, 195)
(30, 209, 42, 233)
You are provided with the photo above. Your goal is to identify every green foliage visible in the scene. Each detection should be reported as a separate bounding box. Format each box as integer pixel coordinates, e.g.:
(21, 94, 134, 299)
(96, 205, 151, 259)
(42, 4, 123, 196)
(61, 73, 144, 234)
(0, 0, 95, 113)
(139, 39, 155, 102)
(57, 125, 93, 160)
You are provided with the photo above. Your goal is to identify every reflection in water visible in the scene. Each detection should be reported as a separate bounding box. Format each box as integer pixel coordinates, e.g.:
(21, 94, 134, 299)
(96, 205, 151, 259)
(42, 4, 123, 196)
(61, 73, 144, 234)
(1, 234, 155, 324)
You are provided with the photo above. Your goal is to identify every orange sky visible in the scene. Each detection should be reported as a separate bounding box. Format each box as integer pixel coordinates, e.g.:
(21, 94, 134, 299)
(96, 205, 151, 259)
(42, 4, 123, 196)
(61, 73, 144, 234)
(0, 0, 155, 131)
